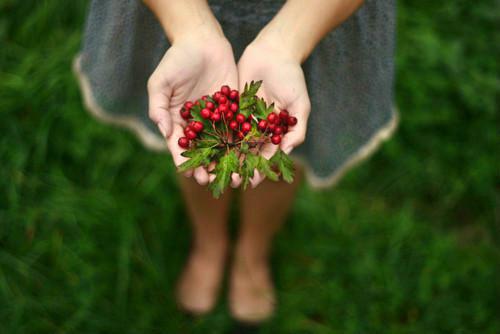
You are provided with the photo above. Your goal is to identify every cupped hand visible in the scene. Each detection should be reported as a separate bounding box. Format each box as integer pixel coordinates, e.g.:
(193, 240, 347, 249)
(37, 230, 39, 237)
(147, 32, 238, 185)
(234, 38, 311, 188)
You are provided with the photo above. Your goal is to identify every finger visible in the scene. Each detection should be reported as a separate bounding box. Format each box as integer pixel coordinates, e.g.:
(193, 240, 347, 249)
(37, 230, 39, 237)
(281, 97, 311, 154)
(250, 169, 265, 188)
(147, 77, 173, 138)
(166, 123, 193, 178)
(194, 167, 210, 186)
(209, 174, 216, 183)
(261, 141, 279, 160)
(230, 173, 242, 188)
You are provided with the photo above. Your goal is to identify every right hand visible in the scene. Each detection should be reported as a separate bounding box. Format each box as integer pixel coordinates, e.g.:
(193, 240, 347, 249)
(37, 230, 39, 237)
(147, 31, 238, 185)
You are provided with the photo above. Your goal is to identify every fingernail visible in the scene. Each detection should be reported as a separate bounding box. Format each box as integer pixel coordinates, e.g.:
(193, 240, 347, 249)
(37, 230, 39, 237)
(283, 146, 293, 154)
(158, 123, 167, 138)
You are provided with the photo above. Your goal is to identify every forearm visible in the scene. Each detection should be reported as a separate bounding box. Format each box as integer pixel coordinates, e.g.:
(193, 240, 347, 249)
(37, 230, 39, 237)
(143, 0, 223, 43)
(257, 0, 364, 63)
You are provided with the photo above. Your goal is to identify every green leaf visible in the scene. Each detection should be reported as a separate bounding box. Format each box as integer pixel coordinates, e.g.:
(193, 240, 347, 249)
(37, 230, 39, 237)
(195, 137, 219, 148)
(257, 156, 279, 182)
(240, 153, 259, 190)
(239, 80, 263, 117)
(209, 151, 239, 198)
(266, 103, 275, 117)
(178, 147, 216, 173)
(242, 80, 262, 98)
(190, 105, 213, 130)
(240, 142, 249, 154)
(254, 98, 267, 119)
(239, 98, 256, 116)
(270, 149, 295, 183)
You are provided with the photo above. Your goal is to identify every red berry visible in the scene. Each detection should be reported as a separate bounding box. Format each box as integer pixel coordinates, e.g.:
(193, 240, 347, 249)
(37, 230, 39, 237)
(279, 110, 289, 122)
(258, 119, 268, 131)
(186, 130, 197, 140)
(236, 114, 246, 123)
(211, 112, 221, 122)
(194, 100, 200, 106)
(206, 101, 215, 110)
(218, 96, 228, 105)
(220, 85, 231, 96)
(287, 116, 298, 126)
(229, 90, 239, 101)
(268, 123, 276, 132)
(230, 103, 238, 112)
(237, 131, 245, 140)
(180, 108, 191, 120)
(184, 126, 193, 136)
(178, 137, 189, 148)
(200, 108, 211, 119)
(225, 111, 234, 120)
(271, 134, 282, 145)
(201, 95, 209, 101)
(184, 101, 194, 110)
(229, 120, 238, 130)
(219, 104, 228, 113)
(283, 125, 288, 133)
(273, 126, 283, 135)
(241, 122, 252, 133)
(267, 113, 278, 124)
(192, 121, 204, 133)
(213, 91, 222, 102)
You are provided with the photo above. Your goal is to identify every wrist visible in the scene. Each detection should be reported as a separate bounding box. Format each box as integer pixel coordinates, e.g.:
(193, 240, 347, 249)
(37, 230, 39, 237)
(145, 0, 224, 44)
(169, 19, 224, 45)
(170, 24, 225, 46)
(254, 24, 310, 64)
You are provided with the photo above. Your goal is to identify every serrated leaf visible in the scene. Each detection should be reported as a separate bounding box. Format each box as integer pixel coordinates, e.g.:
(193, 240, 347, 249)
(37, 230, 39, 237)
(254, 98, 267, 119)
(239, 80, 263, 117)
(209, 151, 239, 198)
(240, 153, 259, 190)
(191, 106, 212, 128)
(195, 137, 219, 148)
(270, 149, 295, 183)
(242, 80, 262, 98)
(266, 103, 275, 117)
(257, 156, 279, 182)
(240, 142, 249, 154)
(239, 98, 256, 116)
(178, 147, 216, 172)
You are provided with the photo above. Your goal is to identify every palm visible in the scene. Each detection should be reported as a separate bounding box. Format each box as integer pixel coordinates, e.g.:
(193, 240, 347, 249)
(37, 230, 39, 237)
(236, 41, 310, 187)
(148, 35, 238, 185)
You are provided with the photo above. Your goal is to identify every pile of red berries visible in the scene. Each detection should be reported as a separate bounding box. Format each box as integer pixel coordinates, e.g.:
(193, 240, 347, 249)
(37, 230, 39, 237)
(177, 85, 297, 149)
(174, 81, 297, 197)
(257, 109, 297, 145)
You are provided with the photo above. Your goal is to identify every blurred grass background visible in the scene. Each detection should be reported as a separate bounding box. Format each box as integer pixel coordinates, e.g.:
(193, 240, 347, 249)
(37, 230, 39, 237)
(0, 1, 499, 333)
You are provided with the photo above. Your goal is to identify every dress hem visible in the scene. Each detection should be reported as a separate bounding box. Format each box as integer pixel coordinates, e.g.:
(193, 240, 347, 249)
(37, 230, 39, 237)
(73, 53, 399, 190)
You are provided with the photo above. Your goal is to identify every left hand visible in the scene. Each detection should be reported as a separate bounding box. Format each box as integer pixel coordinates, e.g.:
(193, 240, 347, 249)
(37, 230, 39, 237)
(234, 37, 311, 188)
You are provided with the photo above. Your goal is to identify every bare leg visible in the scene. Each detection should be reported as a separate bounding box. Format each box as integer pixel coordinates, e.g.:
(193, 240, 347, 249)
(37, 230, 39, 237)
(229, 168, 303, 322)
(176, 176, 232, 314)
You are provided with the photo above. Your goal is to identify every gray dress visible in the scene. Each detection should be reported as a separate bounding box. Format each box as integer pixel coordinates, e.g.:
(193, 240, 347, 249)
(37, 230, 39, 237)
(74, 0, 398, 188)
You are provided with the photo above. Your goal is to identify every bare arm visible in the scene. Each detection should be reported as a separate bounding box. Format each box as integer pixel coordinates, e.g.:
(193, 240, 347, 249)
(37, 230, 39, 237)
(235, 0, 363, 187)
(143, 0, 223, 42)
(143, 0, 238, 186)
(257, 0, 364, 63)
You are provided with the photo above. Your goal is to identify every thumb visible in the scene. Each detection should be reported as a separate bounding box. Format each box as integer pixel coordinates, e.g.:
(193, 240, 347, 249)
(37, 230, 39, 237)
(280, 96, 311, 154)
(147, 79, 173, 138)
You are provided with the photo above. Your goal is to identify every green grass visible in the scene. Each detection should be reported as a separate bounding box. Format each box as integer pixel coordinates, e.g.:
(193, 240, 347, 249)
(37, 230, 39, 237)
(1, 1, 499, 333)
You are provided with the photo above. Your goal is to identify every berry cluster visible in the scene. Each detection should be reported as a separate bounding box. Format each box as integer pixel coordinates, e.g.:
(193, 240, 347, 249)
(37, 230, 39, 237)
(175, 81, 296, 198)
(177, 85, 297, 150)
(257, 109, 297, 145)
